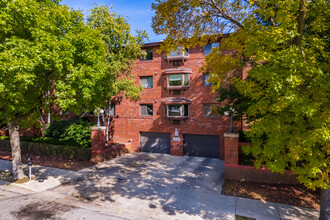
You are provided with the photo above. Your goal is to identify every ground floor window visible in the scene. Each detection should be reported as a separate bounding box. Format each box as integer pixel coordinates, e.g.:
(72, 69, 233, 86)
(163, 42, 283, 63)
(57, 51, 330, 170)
(167, 104, 189, 117)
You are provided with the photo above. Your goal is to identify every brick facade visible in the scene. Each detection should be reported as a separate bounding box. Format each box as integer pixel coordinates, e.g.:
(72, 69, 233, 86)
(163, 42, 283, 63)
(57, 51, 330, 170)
(112, 43, 240, 159)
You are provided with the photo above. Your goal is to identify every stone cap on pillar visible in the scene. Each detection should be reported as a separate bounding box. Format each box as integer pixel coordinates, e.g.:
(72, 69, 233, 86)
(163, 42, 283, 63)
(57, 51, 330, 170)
(92, 126, 106, 131)
(224, 132, 239, 138)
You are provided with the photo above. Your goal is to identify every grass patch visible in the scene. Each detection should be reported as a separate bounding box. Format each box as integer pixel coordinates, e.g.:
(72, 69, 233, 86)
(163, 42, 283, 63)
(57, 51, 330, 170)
(0, 170, 35, 183)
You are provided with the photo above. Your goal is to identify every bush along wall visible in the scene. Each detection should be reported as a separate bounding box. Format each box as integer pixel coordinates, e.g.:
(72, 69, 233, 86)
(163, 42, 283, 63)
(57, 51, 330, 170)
(0, 140, 91, 161)
(44, 120, 93, 148)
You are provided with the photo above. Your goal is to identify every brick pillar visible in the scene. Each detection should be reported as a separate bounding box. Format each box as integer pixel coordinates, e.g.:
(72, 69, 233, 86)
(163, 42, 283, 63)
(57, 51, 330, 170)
(224, 132, 239, 164)
(91, 126, 106, 162)
(170, 128, 183, 156)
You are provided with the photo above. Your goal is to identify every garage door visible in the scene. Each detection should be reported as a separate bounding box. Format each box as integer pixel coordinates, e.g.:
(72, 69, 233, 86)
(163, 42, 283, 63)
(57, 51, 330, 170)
(140, 132, 171, 154)
(183, 134, 220, 158)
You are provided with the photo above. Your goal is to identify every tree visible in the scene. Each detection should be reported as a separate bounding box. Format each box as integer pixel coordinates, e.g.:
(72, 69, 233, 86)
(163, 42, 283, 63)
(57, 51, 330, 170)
(87, 5, 147, 141)
(152, 0, 329, 218)
(0, 1, 144, 179)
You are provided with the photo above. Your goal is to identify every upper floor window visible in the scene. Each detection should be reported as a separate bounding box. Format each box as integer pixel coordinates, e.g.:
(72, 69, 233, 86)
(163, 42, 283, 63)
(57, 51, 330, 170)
(105, 104, 115, 116)
(140, 76, 153, 88)
(168, 74, 190, 87)
(167, 104, 189, 117)
(140, 104, 153, 116)
(203, 73, 213, 86)
(169, 47, 189, 57)
(203, 104, 220, 117)
(203, 43, 219, 55)
(141, 49, 153, 60)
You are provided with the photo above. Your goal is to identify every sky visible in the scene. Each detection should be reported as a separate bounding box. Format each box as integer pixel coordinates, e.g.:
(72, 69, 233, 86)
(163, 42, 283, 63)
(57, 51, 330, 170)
(60, 0, 166, 43)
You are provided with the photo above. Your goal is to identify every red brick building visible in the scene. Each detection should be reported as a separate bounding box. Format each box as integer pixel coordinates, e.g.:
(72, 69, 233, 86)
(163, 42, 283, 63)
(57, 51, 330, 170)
(112, 42, 233, 159)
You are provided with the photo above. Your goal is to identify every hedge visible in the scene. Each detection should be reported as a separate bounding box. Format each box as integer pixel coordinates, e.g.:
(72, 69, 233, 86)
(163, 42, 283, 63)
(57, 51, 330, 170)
(0, 140, 91, 161)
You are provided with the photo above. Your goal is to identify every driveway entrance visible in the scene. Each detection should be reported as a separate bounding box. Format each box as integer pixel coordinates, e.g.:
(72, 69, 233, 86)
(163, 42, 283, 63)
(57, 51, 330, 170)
(183, 134, 221, 158)
(53, 153, 225, 219)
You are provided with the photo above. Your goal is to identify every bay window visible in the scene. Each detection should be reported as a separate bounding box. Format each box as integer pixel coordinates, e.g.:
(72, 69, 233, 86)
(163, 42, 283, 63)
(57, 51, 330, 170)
(168, 74, 190, 88)
(167, 104, 189, 117)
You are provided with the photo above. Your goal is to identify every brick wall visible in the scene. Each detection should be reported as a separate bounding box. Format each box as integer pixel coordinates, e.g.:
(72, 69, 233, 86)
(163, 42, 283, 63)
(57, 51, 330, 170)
(112, 44, 242, 159)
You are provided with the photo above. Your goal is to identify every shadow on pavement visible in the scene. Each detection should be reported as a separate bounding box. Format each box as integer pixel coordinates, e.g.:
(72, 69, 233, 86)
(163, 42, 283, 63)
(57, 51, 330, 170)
(57, 153, 226, 219)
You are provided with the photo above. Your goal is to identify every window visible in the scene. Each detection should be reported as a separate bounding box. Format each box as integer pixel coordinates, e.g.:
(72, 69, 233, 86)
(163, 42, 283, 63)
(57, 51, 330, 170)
(167, 104, 189, 117)
(203, 104, 220, 117)
(140, 104, 153, 116)
(140, 76, 153, 88)
(168, 47, 189, 57)
(105, 104, 115, 116)
(141, 49, 153, 60)
(168, 74, 190, 87)
(203, 73, 213, 86)
(203, 43, 219, 55)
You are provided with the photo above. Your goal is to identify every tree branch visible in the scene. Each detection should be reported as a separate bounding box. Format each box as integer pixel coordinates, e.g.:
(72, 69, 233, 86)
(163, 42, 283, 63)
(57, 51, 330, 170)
(199, 0, 245, 30)
(295, 0, 306, 56)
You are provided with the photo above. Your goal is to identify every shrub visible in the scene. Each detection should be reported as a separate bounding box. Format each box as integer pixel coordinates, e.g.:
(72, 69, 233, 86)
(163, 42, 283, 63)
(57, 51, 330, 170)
(44, 120, 92, 148)
(0, 140, 91, 161)
(239, 130, 251, 143)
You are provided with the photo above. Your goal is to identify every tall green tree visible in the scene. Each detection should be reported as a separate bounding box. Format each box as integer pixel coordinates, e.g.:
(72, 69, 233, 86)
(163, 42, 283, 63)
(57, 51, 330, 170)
(87, 5, 147, 141)
(152, 0, 329, 218)
(0, 1, 145, 179)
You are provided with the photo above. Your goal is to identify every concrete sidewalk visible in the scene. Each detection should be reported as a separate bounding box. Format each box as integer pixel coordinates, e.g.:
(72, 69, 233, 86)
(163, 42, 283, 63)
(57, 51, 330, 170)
(0, 157, 320, 220)
(0, 159, 94, 192)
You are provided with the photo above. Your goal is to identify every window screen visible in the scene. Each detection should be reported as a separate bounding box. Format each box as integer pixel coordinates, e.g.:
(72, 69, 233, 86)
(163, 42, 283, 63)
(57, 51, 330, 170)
(168, 74, 182, 86)
(204, 73, 213, 86)
(140, 76, 153, 88)
(140, 104, 153, 116)
(141, 49, 153, 60)
(203, 104, 219, 117)
(168, 105, 182, 116)
(167, 104, 189, 117)
(105, 104, 115, 116)
(203, 43, 219, 55)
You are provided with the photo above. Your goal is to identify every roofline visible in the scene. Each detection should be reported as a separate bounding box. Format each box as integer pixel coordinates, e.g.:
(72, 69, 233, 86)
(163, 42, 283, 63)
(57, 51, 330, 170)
(142, 34, 231, 48)
(143, 41, 162, 47)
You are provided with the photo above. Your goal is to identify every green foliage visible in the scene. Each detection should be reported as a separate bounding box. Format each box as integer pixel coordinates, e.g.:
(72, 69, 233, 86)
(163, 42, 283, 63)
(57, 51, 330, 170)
(43, 120, 92, 148)
(0, 0, 108, 125)
(0, 1, 146, 126)
(216, 84, 254, 122)
(152, 0, 330, 189)
(87, 5, 147, 103)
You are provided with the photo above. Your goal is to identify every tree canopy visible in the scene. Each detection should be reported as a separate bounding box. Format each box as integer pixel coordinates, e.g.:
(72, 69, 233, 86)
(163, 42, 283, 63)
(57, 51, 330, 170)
(0, 0, 146, 128)
(0, 0, 146, 178)
(152, 0, 329, 190)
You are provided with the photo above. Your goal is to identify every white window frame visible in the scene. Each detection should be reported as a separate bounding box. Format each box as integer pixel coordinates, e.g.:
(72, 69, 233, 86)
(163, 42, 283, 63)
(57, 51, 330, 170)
(167, 74, 190, 88)
(166, 104, 189, 117)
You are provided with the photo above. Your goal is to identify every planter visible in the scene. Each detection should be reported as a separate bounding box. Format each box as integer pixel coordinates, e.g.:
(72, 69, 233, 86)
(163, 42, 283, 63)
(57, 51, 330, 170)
(224, 163, 300, 185)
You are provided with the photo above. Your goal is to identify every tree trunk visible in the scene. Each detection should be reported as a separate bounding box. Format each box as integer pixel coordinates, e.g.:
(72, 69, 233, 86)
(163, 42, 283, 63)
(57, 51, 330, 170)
(320, 186, 330, 220)
(295, 0, 306, 55)
(8, 123, 26, 180)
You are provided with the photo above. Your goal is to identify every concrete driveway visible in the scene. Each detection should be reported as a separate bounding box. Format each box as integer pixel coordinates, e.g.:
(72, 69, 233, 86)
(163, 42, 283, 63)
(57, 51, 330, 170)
(0, 154, 319, 219)
(53, 152, 228, 219)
